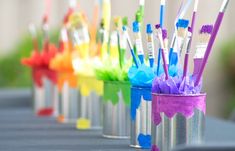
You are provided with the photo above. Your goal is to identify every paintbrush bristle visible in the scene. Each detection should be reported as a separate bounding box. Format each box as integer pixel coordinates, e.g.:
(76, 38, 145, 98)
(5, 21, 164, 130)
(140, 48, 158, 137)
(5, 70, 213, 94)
(177, 19, 189, 38)
(162, 29, 167, 40)
(155, 24, 161, 29)
(199, 25, 213, 43)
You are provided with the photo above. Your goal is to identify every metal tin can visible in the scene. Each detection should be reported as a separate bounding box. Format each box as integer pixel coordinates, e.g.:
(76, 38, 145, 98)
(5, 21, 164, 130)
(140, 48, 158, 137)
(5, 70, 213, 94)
(33, 77, 57, 116)
(103, 81, 130, 139)
(130, 86, 152, 148)
(59, 82, 79, 123)
(151, 93, 206, 151)
(76, 91, 102, 129)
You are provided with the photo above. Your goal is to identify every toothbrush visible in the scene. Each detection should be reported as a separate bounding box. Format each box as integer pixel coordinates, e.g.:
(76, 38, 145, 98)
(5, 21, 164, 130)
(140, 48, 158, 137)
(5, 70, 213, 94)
(195, 0, 230, 86)
(146, 24, 155, 68)
(193, 25, 213, 77)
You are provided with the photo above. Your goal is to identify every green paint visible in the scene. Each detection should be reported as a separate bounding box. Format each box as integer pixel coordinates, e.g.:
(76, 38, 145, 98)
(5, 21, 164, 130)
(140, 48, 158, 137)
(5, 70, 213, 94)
(103, 81, 130, 106)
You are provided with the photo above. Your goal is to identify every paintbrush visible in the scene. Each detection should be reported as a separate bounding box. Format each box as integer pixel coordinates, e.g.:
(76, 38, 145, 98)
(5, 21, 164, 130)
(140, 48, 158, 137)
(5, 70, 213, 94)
(155, 25, 169, 79)
(156, 0, 166, 75)
(169, 0, 193, 66)
(176, 19, 189, 58)
(123, 26, 139, 68)
(193, 25, 213, 77)
(29, 24, 39, 52)
(146, 24, 155, 68)
(195, 0, 230, 86)
(133, 21, 144, 64)
(182, 27, 192, 78)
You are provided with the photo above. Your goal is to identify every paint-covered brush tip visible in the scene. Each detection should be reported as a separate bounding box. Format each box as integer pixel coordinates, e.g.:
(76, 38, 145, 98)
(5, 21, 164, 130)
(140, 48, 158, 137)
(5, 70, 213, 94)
(188, 27, 192, 33)
(162, 29, 168, 39)
(176, 19, 189, 28)
(155, 24, 161, 29)
(122, 26, 126, 31)
(135, 11, 143, 23)
(146, 24, 152, 34)
(122, 17, 128, 26)
(200, 25, 213, 34)
(132, 21, 140, 32)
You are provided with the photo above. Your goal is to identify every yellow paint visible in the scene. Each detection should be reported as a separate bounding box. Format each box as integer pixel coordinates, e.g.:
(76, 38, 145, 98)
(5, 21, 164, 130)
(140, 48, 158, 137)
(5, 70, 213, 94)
(76, 118, 91, 129)
(77, 75, 103, 97)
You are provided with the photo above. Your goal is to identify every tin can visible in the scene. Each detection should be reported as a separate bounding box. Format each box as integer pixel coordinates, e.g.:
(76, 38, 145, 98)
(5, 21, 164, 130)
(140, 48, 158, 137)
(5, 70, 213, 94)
(59, 82, 79, 123)
(130, 86, 152, 148)
(151, 93, 206, 151)
(33, 77, 57, 116)
(76, 75, 103, 130)
(76, 91, 102, 129)
(103, 81, 130, 139)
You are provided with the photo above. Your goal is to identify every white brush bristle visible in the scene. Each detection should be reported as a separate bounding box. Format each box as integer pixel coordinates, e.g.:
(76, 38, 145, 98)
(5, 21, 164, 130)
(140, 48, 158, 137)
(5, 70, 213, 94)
(177, 28, 187, 38)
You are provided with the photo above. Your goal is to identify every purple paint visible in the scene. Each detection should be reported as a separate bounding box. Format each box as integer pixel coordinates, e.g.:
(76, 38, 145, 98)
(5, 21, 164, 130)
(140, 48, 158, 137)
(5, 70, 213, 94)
(151, 145, 160, 151)
(162, 29, 168, 40)
(152, 75, 202, 95)
(152, 93, 206, 126)
(155, 24, 161, 29)
(200, 25, 214, 34)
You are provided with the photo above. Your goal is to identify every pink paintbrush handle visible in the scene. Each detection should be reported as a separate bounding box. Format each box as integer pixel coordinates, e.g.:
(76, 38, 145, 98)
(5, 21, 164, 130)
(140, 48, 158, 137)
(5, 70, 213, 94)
(191, 12, 196, 34)
(195, 12, 224, 86)
(193, 58, 203, 76)
(183, 53, 189, 78)
(161, 49, 169, 80)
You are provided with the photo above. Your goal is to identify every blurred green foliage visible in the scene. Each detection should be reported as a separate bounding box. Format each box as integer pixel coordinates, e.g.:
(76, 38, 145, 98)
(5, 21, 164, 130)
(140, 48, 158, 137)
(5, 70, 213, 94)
(0, 28, 59, 88)
(220, 37, 235, 117)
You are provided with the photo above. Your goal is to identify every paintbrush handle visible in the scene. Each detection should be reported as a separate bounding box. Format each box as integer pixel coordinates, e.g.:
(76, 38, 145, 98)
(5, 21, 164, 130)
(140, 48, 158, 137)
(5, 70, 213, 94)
(183, 53, 189, 78)
(157, 48, 161, 76)
(161, 48, 169, 80)
(195, 12, 224, 86)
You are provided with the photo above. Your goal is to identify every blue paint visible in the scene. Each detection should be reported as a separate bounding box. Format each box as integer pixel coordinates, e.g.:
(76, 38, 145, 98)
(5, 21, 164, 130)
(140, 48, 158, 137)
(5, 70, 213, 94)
(146, 24, 153, 34)
(131, 86, 151, 120)
(176, 19, 189, 28)
(170, 51, 178, 66)
(138, 133, 151, 149)
(149, 58, 154, 68)
(132, 21, 140, 32)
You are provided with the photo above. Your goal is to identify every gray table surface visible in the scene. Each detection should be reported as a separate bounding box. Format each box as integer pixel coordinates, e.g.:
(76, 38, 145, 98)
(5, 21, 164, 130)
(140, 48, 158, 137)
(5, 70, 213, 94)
(1, 108, 235, 151)
(1, 90, 235, 151)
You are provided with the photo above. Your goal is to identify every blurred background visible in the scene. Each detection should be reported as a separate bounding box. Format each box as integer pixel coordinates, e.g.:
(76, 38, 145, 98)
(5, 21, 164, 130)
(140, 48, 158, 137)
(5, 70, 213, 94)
(0, 0, 235, 119)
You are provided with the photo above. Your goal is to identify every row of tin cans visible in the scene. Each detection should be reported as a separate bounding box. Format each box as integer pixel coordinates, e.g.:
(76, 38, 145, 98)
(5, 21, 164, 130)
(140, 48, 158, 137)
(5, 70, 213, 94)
(33, 77, 206, 151)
